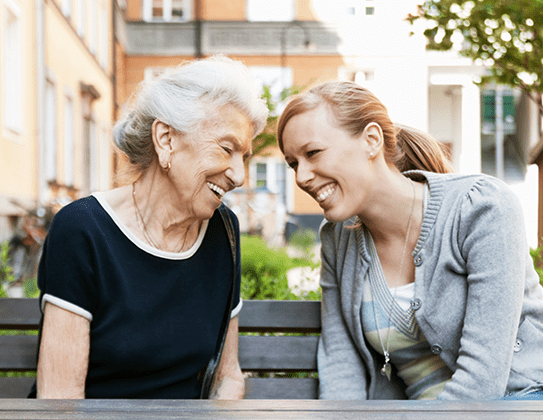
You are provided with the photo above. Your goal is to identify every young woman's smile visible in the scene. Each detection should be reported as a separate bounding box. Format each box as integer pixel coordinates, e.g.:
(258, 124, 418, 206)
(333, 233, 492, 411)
(282, 106, 375, 222)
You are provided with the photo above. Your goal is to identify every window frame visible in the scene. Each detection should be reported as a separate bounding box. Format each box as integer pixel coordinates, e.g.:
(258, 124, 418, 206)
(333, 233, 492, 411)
(2, 0, 24, 135)
(142, 0, 192, 22)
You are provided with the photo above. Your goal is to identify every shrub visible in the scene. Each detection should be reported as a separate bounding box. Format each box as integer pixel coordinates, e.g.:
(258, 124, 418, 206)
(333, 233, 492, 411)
(240, 235, 317, 300)
(530, 244, 543, 287)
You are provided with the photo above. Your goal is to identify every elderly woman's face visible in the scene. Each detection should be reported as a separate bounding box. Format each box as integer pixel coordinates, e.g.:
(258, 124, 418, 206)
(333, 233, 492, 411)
(169, 104, 253, 220)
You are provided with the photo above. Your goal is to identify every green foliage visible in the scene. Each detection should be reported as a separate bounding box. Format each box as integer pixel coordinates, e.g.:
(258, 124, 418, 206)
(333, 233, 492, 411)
(0, 241, 15, 298)
(530, 244, 543, 286)
(289, 228, 318, 258)
(409, 0, 543, 113)
(252, 84, 306, 157)
(240, 235, 317, 300)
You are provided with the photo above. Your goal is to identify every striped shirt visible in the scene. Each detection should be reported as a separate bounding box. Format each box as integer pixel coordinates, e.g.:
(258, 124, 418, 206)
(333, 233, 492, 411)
(361, 228, 453, 400)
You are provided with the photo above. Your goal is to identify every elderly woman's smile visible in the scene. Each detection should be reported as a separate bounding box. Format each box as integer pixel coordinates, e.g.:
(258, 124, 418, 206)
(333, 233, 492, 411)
(168, 103, 254, 219)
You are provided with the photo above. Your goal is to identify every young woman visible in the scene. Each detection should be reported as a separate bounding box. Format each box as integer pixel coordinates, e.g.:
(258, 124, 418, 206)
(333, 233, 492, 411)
(277, 81, 543, 400)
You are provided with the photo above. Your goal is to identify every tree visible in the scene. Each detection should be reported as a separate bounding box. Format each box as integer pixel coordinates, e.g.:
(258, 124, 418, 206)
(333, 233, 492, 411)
(252, 85, 304, 157)
(408, 0, 543, 114)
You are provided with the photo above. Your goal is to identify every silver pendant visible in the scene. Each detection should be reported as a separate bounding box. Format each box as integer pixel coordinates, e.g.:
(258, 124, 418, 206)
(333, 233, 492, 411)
(380, 352, 391, 381)
(381, 362, 392, 381)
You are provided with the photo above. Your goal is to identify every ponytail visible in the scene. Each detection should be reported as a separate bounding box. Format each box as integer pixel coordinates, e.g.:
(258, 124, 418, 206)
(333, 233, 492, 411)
(393, 124, 453, 174)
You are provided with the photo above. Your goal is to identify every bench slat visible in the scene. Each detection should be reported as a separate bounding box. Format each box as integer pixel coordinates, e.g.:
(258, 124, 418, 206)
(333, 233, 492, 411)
(0, 335, 318, 372)
(244, 378, 318, 399)
(239, 300, 320, 333)
(0, 299, 41, 330)
(0, 377, 318, 399)
(239, 336, 318, 371)
(0, 378, 34, 398)
(0, 336, 37, 371)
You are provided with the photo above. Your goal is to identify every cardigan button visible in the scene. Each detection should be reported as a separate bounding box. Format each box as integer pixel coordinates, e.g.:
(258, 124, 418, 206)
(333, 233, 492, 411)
(431, 344, 442, 355)
(410, 299, 422, 310)
(513, 340, 522, 352)
(414, 255, 423, 266)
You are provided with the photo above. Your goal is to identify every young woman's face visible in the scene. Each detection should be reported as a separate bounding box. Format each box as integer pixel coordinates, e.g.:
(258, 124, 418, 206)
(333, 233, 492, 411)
(282, 105, 376, 222)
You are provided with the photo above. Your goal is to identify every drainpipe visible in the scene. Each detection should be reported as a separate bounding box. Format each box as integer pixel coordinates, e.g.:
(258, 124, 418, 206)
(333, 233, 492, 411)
(36, 0, 46, 205)
(194, 0, 202, 57)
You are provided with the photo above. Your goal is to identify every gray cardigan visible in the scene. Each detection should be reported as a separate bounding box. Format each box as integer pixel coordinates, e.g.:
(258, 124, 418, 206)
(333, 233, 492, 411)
(318, 171, 543, 400)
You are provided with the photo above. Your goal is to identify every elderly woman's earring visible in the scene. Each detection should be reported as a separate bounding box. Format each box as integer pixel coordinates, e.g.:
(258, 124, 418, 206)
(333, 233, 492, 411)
(163, 162, 171, 173)
(369, 152, 374, 159)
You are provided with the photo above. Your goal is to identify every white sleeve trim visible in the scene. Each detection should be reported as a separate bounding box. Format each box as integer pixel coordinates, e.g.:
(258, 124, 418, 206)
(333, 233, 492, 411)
(231, 299, 242, 318)
(41, 294, 93, 321)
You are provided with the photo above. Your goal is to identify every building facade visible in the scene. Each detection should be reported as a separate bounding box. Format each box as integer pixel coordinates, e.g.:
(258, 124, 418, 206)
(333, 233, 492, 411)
(0, 0, 115, 242)
(1, 0, 539, 247)
(114, 0, 540, 246)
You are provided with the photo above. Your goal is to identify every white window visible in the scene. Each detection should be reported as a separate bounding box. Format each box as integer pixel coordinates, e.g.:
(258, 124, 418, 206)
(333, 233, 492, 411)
(98, 3, 109, 68)
(77, 0, 86, 37)
(89, 0, 97, 53)
(143, 0, 192, 22)
(312, 0, 375, 20)
(99, 127, 111, 190)
(250, 158, 288, 201)
(2, 0, 23, 134)
(45, 80, 57, 182)
(62, 0, 72, 18)
(248, 66, 293, 115)
(247, 0, 295, 21)
(64, 95, 74, 186)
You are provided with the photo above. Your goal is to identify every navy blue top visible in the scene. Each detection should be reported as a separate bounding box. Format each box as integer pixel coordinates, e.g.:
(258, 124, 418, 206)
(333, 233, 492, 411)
(32, 194, 241, 399)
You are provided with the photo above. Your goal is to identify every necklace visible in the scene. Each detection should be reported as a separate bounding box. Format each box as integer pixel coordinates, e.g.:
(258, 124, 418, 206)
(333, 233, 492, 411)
(132, 182, 161, 249)
(371, 177, 416, 381)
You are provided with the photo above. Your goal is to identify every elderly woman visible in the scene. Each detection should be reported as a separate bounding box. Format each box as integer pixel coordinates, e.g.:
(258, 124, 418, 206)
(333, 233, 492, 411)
(31, 56, 268, 399)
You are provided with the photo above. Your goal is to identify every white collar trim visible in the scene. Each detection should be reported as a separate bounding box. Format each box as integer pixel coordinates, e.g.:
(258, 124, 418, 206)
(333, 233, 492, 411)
(91, 192, 209, 260)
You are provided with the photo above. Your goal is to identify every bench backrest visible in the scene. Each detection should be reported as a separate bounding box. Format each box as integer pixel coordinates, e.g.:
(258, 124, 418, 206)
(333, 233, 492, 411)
(0, 298, 321, 399)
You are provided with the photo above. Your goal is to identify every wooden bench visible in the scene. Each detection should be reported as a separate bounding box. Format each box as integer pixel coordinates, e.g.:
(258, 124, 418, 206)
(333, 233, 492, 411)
(0, 298, 320, 399)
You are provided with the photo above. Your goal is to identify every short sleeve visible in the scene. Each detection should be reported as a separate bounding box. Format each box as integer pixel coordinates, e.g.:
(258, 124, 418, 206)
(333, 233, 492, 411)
(37, 202, 99, 320)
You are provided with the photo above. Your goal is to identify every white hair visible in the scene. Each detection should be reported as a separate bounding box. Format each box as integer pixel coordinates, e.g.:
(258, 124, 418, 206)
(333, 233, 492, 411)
(114, 55, 268, 172)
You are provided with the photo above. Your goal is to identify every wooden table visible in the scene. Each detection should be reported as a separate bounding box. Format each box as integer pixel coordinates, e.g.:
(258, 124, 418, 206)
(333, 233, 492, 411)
(0, 399, 542, 419)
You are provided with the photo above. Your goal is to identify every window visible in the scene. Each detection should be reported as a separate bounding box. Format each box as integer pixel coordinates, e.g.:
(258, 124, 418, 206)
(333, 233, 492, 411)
(89, 0, 97, 53)
(62, 0, 72, 18)
(45, 80, 57, 182)
(98, 3, 109, 68)
(143, 0, 192, 22)
(312, 0, 374, 20)
(64, 95, 74, 186)
(256, 163, 267, 188)
(251, 159, 288, 202)
(2, 0, 23, 134)
(247, 0, 295, 21)
(99, 127, 111, 190)
(77, 0, 86, 37)
(89, 120, 99, 192)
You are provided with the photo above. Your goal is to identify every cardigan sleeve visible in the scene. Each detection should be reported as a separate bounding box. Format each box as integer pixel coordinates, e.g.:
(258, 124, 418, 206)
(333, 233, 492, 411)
(437, 177, 527, 400)
(317, 222, 369, 399)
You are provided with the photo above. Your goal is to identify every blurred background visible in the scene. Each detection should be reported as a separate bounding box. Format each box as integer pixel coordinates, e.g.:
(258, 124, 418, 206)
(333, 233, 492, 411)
(1, 0, 542, 298)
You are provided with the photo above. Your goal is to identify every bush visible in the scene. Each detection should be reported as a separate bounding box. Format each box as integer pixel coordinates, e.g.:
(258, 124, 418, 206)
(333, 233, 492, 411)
(0, 241, 15, 298)
(240, 235, 317, 300)
(530, 244, 543, 287)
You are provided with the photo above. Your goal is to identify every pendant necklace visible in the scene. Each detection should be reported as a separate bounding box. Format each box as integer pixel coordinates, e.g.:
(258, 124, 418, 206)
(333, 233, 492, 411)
(371, 177, 416, 381)
(132, 182, 161, 249)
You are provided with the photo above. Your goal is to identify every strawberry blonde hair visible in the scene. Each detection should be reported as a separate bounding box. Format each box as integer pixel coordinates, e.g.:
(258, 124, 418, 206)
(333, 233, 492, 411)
(277, 81, 452, 174)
